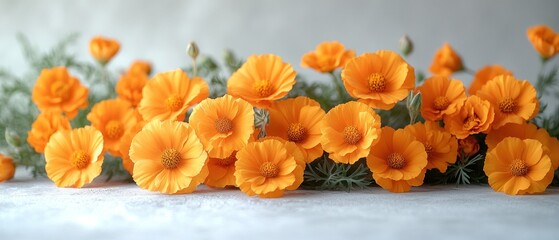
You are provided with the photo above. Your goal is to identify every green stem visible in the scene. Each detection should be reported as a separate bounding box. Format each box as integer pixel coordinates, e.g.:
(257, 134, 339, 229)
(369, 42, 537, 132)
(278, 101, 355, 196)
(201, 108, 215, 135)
(329, 71, 346, 102)
(192, 58, 198, 77)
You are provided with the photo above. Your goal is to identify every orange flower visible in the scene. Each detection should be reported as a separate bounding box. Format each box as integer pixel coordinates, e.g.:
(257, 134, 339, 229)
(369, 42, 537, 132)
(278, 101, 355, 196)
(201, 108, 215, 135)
(486, 122, 559, 170)
(116, 70, 148, 107)
(128, 60, 152, 75)
(139, 69, 209, 121)
(419, 76, 467, 121)
(458, 136, 480, 158)
(205, 151, 238, 188)
(27, 111, 71, 153)
(527, 25, 559, 59)
(404, 122, 458, 172)
(468, 65, 513, 95)
(444, 95, 495, 139)
(44, 126, 104, 188)
(301, 41, 355, 73)
(227, 54, 296, 109)
(118, 120, 146, 175)
(341, 50, 415, 110)
(429, 43, 463, 77)
(189, 94, 254, 158)
(235, 138, 305, 198)
(0, 154, 16, 183)
(476, 75, 538, 129)
(31, 67, 88, 119)
(89, 36, 120, 64)
(367, 127, 428, 193)
(129, 120, 208, 194)
(87, 99, 138, 156)
(484, 137, 553, 195)
(267, 96, 326, 163)
(320, 101, 381, 164)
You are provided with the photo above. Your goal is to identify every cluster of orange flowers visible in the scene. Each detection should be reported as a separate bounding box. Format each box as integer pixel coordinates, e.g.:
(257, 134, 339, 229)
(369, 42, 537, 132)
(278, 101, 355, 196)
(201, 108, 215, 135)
(1, 25, 558, 197)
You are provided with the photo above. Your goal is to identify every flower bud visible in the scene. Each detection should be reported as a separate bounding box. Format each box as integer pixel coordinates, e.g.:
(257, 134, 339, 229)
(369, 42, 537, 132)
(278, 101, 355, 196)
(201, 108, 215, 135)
(399, 34, 414, 56)
(186, 41, 200, 60)
(458, 136, 480, 158)
(5, 129, 21, 147)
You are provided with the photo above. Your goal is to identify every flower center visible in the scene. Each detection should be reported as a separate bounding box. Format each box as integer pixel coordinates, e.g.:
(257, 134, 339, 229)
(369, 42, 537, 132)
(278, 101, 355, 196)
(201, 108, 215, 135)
(287, 123, 307, 142)
(215, 118, 233, 133)
(423, 142, 433, 159)
(160, 148, 182, 169)
(165, 95, 184, 111)
(50, 81, 70, 100)
(70, 150, 90, 169)
(433, 96, 450, 111)
(343, 126, 361, 144)
(259, 162, 279, 178)
(499, 98, 517, 113)
(254, 79, 273, 97)
(367, 73, 386, 92)
(387, 152, 406, 169)
(105, 120, 123, 139)
(216, 152, 237, 166)
(510, 159, 528, 176)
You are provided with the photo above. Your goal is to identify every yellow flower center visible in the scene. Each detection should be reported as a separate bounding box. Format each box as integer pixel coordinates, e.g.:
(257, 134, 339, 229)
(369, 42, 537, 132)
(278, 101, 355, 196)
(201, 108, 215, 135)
(160, 148, 182, 169)
(215, 118, 233, 133)
(499, 98, 517, 113)
(423, 142, 433, 159)
(50, 81, 70, 100)
(105, 120, 123, 139)
(387, 152, 406, 169)
(510, 159, 528, 176)
(433, 96, 450, 111)
(342, 126, 362, 145)
(254, 79, 273, 97)
(70, 150, 90, 169)
(287, 123, 307, 142)
(259, 161, 279, 178)
(165, 95, 184, 111)
(367, 73, 386, 92)
(216, 152, 237, 166)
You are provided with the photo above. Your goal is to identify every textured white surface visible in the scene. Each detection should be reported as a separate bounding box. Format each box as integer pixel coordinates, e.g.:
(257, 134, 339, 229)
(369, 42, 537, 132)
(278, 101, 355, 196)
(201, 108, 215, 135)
(1, 169, 558, 240)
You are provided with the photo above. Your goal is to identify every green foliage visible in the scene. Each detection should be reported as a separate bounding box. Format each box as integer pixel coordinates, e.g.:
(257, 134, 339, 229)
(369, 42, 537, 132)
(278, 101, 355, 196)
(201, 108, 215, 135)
(302, 154, 372, 191)
(444, 154, 486, 185)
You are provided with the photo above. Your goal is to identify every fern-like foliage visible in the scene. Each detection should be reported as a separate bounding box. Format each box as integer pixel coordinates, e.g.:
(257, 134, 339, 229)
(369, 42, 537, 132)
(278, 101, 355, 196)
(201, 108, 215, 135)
(302, 154, 372, 191)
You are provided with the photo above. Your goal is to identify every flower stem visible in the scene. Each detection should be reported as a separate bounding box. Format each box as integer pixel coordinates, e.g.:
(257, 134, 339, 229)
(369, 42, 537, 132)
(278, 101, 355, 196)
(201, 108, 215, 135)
(329, 71, 346, 102)
(192, 58, 198, 77)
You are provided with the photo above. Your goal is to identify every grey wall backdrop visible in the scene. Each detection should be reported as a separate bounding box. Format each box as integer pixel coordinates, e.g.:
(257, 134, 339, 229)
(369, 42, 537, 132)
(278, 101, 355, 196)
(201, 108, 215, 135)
(1, 0, 558, 87)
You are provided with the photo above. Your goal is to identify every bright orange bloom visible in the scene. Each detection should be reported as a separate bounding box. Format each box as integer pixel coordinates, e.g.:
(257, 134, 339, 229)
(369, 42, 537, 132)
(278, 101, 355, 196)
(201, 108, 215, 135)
(118, 120, 146, 175)
(404, 122, 458, 172)
(27, 111, 71, 153)
(486, 122, 559, 170)
(129, 120, 208, 194)
(128, 60, 152, 75)
(87, 99, 138, 156)
(301, 41, 355, 73)
(235, 138, 305, 198)
(320, 101, 381, 164)
(476, 75, 538, 129)
(419, 76, 467, 121)
(444, 95, 495, 139)
(367, 127, 428, 193)
(0, 154, 15, 183)
(116, 70, 148, 107)
(89, 36, 120, 64)
(189, 94, 254, 158)
(458, 136, 480, 158)
(227, 54, 296, 109)
(341, 50, 415, 110)
(32, 67, 88, 119)
(527, 25, 559, 59)
(267, 96, 326, 163)
(44, 126, 104, 188)
(139, 69, 209, 121)
(429, 43, 463, 77)
(484, 137, 553, 195)
(468, 65, 513, 95)
(205, 151, 238, 188)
